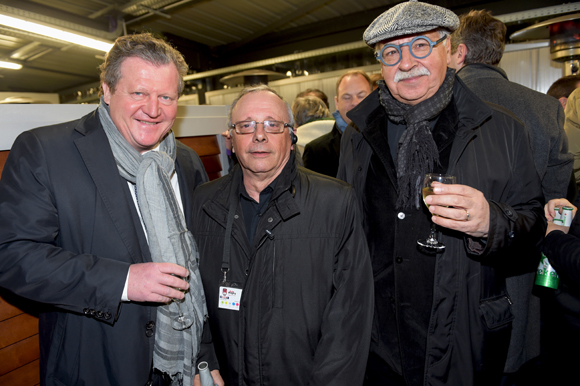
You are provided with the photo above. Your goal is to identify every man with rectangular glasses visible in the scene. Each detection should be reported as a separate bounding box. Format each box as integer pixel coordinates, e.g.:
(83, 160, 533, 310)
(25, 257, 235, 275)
(190, 85, 374, 386)
(337, 1, 545, 385)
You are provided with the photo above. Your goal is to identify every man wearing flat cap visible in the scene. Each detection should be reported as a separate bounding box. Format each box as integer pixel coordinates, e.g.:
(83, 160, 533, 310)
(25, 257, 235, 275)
(337, 1, 545, 385)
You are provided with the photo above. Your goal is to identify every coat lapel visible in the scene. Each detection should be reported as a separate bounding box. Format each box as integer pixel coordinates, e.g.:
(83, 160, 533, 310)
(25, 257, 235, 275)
(73, 110, 149, 264)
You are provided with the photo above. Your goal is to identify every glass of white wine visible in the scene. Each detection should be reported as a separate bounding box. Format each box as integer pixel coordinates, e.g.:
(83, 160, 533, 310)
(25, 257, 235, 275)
(417, 173, 456, 251)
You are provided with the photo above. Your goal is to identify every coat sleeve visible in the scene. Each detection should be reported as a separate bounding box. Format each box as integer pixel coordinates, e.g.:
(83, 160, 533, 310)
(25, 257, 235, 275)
(544, 230, 580, 287)
(469, 118, 546, 267)
(543, 103, 574, 201)
(308, 187, 374, 386)
(0, 131, 128, 323)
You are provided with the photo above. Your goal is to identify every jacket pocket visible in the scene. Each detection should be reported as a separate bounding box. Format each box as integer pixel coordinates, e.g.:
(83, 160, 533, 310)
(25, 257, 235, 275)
(480, 295, 514, 329)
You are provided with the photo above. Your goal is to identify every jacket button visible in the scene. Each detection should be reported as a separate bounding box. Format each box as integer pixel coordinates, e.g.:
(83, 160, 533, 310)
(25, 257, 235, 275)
(146, 321, 155, 330)
(104, 312, 112, 320)
(83, 308, 90, 315)
(234, 214, 239, 219)
(397, 212, 405, 220)
(508, 231, 515, 238)
(506, 209, 513, 216)
(145, 381, 153, 386)
(96, 311, 104, 318)
(89, 309, 96, 316)
(145, 329, 154, 338)
(358, 166, 362, 171)
(395, 257, 403, 264)
(267, 217, 273, 223)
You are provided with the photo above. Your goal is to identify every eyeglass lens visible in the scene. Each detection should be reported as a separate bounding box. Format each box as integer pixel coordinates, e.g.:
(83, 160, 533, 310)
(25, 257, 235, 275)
(234, 120, 285, 134)
(380, 37, 435, 66)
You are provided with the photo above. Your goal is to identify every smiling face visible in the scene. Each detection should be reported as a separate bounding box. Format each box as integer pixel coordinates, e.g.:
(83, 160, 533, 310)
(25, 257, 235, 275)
(231, 91, 292, 183)
(380, 30, 450, 106)
(102, 56, 179, 153)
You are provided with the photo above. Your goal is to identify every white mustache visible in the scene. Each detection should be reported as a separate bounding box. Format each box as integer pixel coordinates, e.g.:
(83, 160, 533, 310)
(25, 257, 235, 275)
(394, 66, 430, 82)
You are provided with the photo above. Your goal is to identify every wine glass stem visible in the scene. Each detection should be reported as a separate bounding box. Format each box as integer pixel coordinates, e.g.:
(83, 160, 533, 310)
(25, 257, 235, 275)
(428, 224, 439, 244)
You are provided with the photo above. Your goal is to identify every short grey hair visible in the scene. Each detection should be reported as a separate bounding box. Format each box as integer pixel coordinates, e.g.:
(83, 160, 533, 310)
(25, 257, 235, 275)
(227, 84, 295, 128)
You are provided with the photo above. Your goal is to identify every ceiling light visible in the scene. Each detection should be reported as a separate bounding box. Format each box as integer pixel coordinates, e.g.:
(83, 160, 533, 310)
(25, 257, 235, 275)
(0, 14, 113, 52)
(0, 60, 22, 70)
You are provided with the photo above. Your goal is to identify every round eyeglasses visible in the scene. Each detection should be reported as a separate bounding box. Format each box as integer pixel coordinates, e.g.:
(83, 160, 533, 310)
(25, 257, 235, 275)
(230, 120, 293, 135)
(376, 35, 447, 66)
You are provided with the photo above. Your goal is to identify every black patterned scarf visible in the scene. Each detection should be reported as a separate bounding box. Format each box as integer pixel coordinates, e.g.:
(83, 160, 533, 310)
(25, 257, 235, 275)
(378, 68, 455, 209)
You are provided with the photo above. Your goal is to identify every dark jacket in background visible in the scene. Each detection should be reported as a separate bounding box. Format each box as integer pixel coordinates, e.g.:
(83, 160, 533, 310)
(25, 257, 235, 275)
(456, 63, 573, 373)
(303, 122, 341, 177)
(541, 213, 580, 384)
(191, 157, 374, 386)
(0, 110, 208, 386)
(338, 79, 545, 386)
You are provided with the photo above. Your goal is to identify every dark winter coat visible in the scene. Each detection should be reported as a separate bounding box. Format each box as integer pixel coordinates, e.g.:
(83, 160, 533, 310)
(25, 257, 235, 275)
(191, 157, 374, 386)
(337, 78, 545, 386)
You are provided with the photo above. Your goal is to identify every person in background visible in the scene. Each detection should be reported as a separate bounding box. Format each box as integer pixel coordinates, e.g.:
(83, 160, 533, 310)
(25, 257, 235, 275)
(338, 1, 545, 384)
(295, 87, 329, 109)
(191, 85, 374, 386)
(448, 10, 573, 383)
(539, 197, 580, 385)
(291, 95, 331, 127)
(547, 74, 580, 109)
(565, 87, 580, 190)
(291, 95, 332, 156)
(303, 70, 372, 177)
(370, 73, 383, 90)
(0, 33, 209, 386)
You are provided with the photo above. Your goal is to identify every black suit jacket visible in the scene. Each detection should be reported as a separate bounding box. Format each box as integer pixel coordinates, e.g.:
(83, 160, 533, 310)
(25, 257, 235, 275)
(302, 122, 342, 177)
(0, 109, 208, 386)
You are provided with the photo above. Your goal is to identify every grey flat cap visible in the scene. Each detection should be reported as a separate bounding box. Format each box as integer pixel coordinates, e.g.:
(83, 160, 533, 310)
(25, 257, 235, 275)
(364, 0, 460, 46)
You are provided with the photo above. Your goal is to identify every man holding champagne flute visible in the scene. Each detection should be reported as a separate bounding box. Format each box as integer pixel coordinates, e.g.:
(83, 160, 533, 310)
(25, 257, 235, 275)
(337, 1, 546, 385)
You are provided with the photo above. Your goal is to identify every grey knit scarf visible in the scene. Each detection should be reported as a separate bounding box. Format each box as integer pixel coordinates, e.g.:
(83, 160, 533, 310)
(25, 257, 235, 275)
(378, 68, 455, 209)
(98, 98, 207, 386)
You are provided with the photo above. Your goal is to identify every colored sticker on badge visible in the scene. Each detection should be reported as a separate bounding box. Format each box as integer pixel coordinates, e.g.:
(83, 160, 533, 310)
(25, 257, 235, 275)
(218, 285, 243, 311)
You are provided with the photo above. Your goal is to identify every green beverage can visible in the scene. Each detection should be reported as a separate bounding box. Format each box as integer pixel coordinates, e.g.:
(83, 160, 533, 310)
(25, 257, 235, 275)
(561, 206, 574, 227)
(554, 206, 562, 221)
(535, 252, 559, 289)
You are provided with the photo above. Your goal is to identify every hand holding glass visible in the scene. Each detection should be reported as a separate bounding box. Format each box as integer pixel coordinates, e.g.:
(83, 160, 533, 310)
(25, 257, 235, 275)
(417, 173, 456, 250)
(170, 273, 193, 330)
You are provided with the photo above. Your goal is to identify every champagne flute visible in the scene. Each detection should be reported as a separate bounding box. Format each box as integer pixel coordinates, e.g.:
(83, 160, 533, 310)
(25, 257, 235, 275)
(170, 274, 193, 330)
(417, 173, 456, 250)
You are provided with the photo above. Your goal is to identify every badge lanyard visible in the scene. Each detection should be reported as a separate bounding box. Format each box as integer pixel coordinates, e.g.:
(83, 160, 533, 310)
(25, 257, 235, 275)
(219, 177, 243, 311)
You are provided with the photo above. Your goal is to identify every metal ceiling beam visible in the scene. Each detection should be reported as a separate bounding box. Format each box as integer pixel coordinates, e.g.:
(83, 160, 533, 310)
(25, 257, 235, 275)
(227, 0, 335, 50)
(183, 40, 367, 81)
(125, 0, 205, 26)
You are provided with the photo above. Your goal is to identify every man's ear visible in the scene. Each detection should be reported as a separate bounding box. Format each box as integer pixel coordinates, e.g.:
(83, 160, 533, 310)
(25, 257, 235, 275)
(455, 43, 467, 67)
(102, 83, 112, 104)
(560, 97, 568, 110)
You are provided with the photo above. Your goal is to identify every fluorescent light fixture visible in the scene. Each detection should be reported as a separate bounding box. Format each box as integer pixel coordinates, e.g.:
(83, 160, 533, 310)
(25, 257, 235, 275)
(0, 60, 22, 70)
(0, 14, 113, 52)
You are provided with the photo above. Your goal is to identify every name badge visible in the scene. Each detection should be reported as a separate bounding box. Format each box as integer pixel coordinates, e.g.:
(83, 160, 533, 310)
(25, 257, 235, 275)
(218, 285, 243, 311)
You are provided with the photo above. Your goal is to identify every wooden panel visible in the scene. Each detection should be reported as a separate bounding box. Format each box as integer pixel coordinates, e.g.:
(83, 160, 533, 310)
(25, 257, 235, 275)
(0, 296, 24, 322)
(0, 313, 38, 349)
(0, 359, 40, 386)
(178, 136, 220, 157)
(201, 155, 222, 175)
(0, 150, 8, 180)
(177, 135, 223, 181)
(0, 335, 39, 377)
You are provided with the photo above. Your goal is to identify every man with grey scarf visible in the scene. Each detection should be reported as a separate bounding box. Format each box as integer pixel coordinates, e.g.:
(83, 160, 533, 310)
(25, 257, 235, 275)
(337, 1, 545, 385)
(0, 33, 210, 386)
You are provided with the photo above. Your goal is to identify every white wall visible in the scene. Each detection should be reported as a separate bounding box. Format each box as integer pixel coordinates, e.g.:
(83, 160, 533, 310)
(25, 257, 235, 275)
(205, 64, 382, 112)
